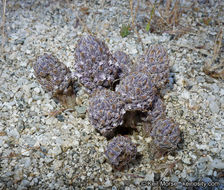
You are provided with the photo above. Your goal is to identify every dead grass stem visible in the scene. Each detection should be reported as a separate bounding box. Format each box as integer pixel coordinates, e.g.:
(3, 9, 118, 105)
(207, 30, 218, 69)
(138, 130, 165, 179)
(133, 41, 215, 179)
(65, 0, 92, 34)
(130, 0, 144, 51)
(146, 0, 192, 37)
(203, 27, 224, 79)
(1, 0, 7, 52)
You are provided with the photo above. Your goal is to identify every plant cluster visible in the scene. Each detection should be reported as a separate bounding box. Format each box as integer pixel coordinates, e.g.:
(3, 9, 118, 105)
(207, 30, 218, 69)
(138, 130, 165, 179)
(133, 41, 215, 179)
(33, 35, 182, 170)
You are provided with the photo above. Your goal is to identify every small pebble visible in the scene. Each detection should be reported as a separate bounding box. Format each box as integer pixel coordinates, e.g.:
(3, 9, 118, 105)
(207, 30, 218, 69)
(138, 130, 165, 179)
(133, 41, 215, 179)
(209, 101, 220, 113)
(75, 106, 87, 114)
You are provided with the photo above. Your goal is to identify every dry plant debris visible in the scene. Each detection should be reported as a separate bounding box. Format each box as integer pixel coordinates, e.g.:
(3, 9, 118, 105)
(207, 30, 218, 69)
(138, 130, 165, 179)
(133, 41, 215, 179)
(147, 0, 186, 36)
(203, 28, 224, 80)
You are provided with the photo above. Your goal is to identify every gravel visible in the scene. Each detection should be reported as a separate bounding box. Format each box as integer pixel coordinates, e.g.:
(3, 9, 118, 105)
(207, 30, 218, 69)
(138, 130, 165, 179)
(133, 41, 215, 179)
(0, 0, 223, 189)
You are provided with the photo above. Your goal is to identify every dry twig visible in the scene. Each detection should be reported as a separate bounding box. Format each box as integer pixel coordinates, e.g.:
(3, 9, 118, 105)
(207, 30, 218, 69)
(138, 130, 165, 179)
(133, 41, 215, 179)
(1, 0, 7, 52)
(130, 0, 144, 51)
(65, 0, 91, 34)
(203, 28, 224, 79)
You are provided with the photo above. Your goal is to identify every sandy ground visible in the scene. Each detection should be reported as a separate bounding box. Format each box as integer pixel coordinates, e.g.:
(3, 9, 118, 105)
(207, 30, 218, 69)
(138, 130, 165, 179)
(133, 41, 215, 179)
(0, 0, 223, 189)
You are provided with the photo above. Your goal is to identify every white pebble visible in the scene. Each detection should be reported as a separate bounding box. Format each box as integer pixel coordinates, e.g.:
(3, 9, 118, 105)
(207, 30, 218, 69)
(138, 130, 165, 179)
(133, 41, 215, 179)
(209, 101, 220, 113)
(210, 159, 224, 169)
